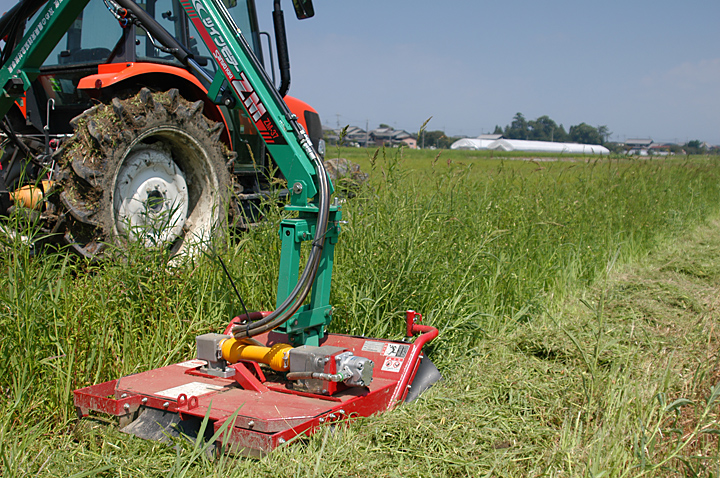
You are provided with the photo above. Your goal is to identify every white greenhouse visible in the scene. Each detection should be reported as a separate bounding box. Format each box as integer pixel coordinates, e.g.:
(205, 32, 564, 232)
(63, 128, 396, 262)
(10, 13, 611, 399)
(450, 138, 610, 155)
(449, 138, 497, 150)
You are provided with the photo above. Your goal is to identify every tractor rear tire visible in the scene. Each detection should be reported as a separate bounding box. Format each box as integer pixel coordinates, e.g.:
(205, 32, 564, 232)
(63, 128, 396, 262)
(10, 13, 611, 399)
(57, 88, 233, 258)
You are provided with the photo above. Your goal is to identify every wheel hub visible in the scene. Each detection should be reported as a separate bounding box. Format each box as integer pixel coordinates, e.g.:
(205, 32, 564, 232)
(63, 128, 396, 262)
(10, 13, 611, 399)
(114, 145, 189, 246)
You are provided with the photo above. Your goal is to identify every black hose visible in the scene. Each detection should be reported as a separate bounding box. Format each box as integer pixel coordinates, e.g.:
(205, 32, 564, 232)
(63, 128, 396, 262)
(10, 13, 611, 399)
(0, 0, 46, 66)
(112, 0, 193, 65)
(272, 0, 290, 97)
(0, 119, 32, 159)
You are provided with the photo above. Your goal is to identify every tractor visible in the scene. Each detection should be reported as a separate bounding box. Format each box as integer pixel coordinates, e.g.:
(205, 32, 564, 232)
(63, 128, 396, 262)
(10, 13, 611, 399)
(0, 0, 324, 257)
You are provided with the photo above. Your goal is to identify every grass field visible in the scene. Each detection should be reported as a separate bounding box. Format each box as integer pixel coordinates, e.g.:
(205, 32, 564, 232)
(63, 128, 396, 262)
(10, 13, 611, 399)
(2, 147, 720, 476)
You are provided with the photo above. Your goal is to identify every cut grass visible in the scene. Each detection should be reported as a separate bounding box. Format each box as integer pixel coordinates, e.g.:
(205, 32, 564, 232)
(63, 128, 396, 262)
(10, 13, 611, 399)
(2, 149, 720, 476)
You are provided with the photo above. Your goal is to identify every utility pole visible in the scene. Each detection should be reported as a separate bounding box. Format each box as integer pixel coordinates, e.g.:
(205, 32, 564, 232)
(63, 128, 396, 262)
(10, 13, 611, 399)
(365, 119, 369, 148)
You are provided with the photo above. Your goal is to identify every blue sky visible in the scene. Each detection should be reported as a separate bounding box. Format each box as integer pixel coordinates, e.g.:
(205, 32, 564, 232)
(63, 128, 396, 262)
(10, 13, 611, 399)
(273, 0, 720, 144)
(2, 0, 719, 144)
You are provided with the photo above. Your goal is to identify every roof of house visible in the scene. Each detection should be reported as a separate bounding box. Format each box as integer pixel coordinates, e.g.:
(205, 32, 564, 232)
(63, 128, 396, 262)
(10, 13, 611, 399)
(370, 128, 412, 141)
(626, 138, 653, 146)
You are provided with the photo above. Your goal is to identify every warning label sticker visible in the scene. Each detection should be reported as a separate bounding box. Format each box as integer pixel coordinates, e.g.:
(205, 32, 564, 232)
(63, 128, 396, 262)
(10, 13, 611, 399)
(155, 382, 225, 399)
(361, 341, 385, 353)
(175, 359, 207, 368)
(382, 343, 409, 358)
(381, 356, 404, 373)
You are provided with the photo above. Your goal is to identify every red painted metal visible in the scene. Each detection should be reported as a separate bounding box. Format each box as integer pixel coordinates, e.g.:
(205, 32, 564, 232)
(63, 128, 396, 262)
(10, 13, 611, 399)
(72, 311, 438, 455)
(231, 362, 269, 393)
(74, 379, 143, 417)
(77, 62, 204, 92)
(264, 384, 343, 402)
(238, 360, 266, 382)
(390, 311, 440, 404)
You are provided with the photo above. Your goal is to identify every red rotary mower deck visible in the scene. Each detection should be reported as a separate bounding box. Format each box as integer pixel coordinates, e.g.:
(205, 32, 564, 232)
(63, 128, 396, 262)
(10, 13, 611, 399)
(74, 312, 439, 455)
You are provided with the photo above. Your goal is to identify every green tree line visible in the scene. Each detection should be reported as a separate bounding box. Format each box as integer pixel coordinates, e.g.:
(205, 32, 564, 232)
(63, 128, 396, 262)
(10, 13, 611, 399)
(414, 114, 716, 152)
(494, 113, 611, 145)
(416, 113, 612, 150)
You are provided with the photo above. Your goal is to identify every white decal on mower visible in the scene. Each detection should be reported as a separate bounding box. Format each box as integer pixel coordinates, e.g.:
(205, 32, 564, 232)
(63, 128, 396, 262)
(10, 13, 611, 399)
(175, 359, 207, 368)
(383, 343, 409, 358)
(361, 341, 385, 353)
(155, 381, 225, 399)
(381, 356, 404, 373)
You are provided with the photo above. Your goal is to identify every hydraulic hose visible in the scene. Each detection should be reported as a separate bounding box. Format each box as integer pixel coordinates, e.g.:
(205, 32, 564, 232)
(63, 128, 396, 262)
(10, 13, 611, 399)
(286, 371, 348, 382)
(0, 0, 47, 65)
(272, 0, 291, 97)
(113, 0, 193, 64)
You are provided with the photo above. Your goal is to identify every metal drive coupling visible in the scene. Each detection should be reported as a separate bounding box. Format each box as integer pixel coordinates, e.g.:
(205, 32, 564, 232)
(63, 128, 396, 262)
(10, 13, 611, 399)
(287, 345, 374, 394)
(195, 333, 293, 378)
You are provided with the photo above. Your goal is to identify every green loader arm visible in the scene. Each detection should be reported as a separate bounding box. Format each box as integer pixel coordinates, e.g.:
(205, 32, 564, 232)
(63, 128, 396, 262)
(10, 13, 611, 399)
(179, 0, 329, 204)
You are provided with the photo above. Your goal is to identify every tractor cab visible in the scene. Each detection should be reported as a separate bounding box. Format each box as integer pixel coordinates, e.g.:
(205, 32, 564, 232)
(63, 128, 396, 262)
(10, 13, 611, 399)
(22, 0, 266, 136)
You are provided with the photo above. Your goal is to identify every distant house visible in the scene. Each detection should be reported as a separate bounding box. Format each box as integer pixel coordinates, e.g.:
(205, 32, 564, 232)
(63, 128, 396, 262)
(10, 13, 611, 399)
(648, 143, 675, 156)
(369, 127, 416, 148)
(401, 137, 417, 149)
(477, 134, 503, 141)
(342, 126, 369, 146)
(626, 139, 653, 148)
(625, 138, 653, 155)
(325, 125, 418, 149)
(324, 125, 369, 147)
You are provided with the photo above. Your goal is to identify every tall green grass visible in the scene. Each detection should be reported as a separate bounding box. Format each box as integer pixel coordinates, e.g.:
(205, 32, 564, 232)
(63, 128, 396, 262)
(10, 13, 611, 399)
(1, 150, 720, 475)
(331, 151, 720, 358)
